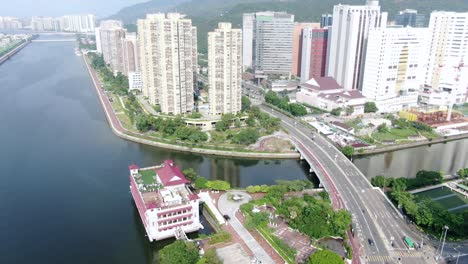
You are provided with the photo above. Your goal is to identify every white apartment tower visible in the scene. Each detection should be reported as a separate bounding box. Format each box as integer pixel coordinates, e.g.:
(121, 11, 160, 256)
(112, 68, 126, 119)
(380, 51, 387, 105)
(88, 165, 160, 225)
(326, 0, 387, 90)
(242, 13, 255, 70)
(98, 20, 126, 74)
(138, 13, 196, 114)
(60, 14, 95, 33)
(362, 27, 428, 100)
(208, 23, 242, 116)
(425, 12, 468, 105)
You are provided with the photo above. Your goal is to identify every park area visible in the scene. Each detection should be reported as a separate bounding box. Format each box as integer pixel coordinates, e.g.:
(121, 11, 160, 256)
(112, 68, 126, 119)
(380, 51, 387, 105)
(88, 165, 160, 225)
(415, 187, 468, 214)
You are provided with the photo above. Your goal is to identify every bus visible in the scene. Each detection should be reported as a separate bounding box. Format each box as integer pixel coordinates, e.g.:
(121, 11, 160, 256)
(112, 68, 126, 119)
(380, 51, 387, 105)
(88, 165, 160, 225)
(404, 236, 415, 249)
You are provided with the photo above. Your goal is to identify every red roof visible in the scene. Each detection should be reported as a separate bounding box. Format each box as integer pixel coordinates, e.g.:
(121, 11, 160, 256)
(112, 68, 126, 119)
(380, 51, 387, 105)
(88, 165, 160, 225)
(129, 164, 139, 170)
(301, 77, 342, 91)
(188, 193, 199, 201)
(156, 160, 190, 187)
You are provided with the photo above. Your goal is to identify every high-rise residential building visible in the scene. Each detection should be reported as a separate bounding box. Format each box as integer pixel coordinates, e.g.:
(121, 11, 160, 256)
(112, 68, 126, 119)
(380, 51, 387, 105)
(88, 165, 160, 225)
(123, 32, 139, 74)
(95, 27, 102, 53)
(31, 17, 60, 31)
(300, 28, 329, 82)
(97, 20, 126, 74)
(321, 14, 333, 28)
(242, 13, 255, 70)
(208, 23, 242, 116)
(60, 14, 95, 33)
(424, 12, 468, 105)
(395, 9, 426, 28)
(292, 22, 320, 77)
(138, 13, 196, 114)
(0, 17, 22, 29)
(243, 12, 295, 75)
(361, 27, 427, 112)
(326, 0, 387, 90)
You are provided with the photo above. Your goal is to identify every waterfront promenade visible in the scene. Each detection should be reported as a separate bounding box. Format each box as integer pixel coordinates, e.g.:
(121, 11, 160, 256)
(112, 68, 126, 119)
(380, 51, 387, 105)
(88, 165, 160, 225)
(0, 40, 30, 65)
(82, 55, 299, 159)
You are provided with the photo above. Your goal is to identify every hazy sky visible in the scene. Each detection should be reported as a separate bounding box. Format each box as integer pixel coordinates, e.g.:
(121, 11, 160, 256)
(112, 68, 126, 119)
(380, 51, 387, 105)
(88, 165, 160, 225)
(0, 0, 148, 18)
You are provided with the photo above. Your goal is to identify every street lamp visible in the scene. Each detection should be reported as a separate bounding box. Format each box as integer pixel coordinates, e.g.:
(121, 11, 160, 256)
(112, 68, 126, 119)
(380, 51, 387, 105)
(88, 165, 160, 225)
(437, 225, 449, 260)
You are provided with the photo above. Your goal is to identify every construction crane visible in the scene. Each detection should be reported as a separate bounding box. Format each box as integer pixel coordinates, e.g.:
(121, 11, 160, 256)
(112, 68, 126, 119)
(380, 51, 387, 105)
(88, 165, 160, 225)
(446, 59, 467, 121)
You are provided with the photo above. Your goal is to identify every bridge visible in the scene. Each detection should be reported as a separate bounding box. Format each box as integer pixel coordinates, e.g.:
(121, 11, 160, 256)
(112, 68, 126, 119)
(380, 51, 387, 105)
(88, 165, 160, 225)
(32, 39, 75, 42)
(259, 105, 435, 264)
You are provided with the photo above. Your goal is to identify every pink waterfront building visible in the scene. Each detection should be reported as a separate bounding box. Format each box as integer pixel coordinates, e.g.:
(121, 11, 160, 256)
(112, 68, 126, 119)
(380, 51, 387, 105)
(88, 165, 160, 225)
(129, 160, 201, 241)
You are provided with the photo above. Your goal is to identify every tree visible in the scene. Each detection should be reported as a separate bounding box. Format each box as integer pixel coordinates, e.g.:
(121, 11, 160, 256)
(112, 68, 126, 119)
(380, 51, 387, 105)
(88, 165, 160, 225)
(159, 240, 199, 264)
(135, 114, 152, 131)
(308, 249, 344, 264)
(392, 178, 407, 192)
(197, 248, 221, 264)
(371, 175, 387, 188)
(377, 123, 389, 133)
(341, 146, 355, 158)
(231, 128, 259, 145)
(364, 102, 378, 113)
(183, 168, 199, 182)
(246, 115, 256, 127)
(195, 177, 208, 189)
(215, 120, 228, 131)
(206, 180, 231, 191)
(330, 108, 342, 116)
(289, 103, 307, 116)
(241, 96, 251, 112)
(345, 106, 354, 116)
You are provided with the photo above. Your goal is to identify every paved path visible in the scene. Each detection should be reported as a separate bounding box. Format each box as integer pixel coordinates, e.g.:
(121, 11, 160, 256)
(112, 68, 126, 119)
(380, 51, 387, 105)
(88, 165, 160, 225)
(217, 191, 275, 264)
(137, 95, 158, 115)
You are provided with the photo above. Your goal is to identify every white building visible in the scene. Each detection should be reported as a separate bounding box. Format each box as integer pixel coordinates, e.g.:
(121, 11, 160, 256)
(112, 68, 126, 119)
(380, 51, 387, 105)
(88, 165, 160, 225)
(326, 0, 387, 90)
(138, 13, 197, 114)
(424, 12, 468, 105)
(296, 77, 366, 115)
(0, 17, 22, 29)
(31, 17, 60, 32)
(242, 13, 255, 70)
(97, 20, 126, 74)
(361, 27, 427, 112)
(60, 14, 95, 33)
(129, 72, 143, 92)
(208, 23, 242, 116)
(129, 160, 201, 242)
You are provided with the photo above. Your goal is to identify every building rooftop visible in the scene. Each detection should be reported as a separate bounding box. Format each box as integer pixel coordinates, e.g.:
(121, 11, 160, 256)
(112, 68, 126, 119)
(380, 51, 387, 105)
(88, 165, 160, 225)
(318, 90, 365, 101)
(301, 77, 342, 91)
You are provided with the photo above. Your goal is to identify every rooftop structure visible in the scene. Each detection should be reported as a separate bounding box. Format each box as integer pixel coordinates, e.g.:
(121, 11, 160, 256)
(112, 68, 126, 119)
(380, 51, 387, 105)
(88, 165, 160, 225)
(129, 160, 201, 241)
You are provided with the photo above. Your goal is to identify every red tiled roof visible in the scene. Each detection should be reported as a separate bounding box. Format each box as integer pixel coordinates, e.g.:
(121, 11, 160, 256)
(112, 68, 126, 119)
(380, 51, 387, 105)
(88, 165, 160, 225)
(301, 77, 342, 91)
(188, 193, 199, 200)
(156, 160, 189, 187)
(129, 164, 139, 170)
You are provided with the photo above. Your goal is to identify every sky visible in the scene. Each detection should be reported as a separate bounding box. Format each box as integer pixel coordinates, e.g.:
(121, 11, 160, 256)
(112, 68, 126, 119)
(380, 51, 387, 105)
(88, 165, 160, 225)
(0, 0, 148, 18)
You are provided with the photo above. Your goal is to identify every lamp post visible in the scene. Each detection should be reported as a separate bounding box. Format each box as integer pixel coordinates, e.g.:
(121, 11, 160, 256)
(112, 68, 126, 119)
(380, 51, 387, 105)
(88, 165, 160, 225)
(437, 225, 449, 260)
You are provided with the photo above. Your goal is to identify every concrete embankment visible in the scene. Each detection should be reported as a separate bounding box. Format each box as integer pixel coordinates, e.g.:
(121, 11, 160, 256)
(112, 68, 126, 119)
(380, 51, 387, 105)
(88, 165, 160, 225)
(0, 41, 30, 65)
(82, 55, 300, 160)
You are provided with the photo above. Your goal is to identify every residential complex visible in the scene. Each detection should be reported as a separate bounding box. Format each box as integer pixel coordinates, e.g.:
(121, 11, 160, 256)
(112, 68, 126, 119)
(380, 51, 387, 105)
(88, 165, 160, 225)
(361, 27, 427, 112)
(0, 17, 22, 29)
(208, 23, 242, 116)
(326, 0, 387, 90)
(31, 17, 60, 32)
(60, 14, 95, 33)
(129, 160, 201, 241)
(137, 13, 196, 114)
(96, 20, 126, 74)
(424, 11, 468, 106)
(300, 28, 329, 82)
(243, 12, 295, 76)
(123, 33, 139, 74)
(394, 9, 425, 28)
(291, 22, 320, 77)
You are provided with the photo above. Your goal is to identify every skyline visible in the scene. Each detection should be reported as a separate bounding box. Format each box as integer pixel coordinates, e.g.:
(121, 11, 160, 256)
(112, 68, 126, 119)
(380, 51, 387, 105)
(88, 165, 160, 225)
(0, 0, 147, 18)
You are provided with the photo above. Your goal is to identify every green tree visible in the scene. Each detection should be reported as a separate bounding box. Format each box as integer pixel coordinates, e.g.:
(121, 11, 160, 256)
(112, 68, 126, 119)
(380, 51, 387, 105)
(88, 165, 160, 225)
(364, 102, 378, 113)
(246, 115, 256, 127)
(136, 114, 152, 131)
(159, 240, 199, 264)
(308, 249, 344, 264)
(241, 96, 252, 112)
(345, 106, 354, 116)
(195, 177, 208, 189)
(197, 248, 221, 264)
(183, 168, 199, 182)
(392, 178, 408, 192)
(289, 103, 307, 116)
(206, 180, 231, 191)
(231, 128, 260, 145)
(371, 175, 388, 188)
(341, 146, 355, 158)
(331, 210, 352, 237)
(215, 120, 228, 132)
(330, 108, 342, 116)
(377, 123, 389, 133)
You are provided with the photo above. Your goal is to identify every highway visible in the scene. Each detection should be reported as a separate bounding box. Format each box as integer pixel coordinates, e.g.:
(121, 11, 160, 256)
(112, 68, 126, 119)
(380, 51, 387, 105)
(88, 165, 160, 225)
(259, 104, 436, 264)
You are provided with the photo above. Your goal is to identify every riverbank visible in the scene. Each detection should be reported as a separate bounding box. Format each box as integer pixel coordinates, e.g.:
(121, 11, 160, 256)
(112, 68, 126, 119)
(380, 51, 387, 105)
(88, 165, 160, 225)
(0, 40, 30, 65)
(355, 132, 468, 156)
(82, 54, 299, 159)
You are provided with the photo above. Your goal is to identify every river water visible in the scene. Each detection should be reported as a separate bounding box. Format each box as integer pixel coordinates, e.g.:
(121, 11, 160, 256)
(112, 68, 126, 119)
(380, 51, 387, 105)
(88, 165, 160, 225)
(1, 36, 466, 264)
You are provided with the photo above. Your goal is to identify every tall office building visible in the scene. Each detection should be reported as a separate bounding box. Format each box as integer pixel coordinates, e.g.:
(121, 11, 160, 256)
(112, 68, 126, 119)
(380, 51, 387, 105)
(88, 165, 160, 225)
(326, 0, 387, 90)
(208, 23, 242, 116)
(424, 12, 468, 105)
(243, 12, 295, 75)
(292, 22, 320, 77)
(123, 32, 139, 74)
(395, 9, 425, 28)
(97, 20, 126, 74)
(60, 14, 95, 33)
(321, 14, 333, 28)
(138, 13, 196, 114)
(0, 17, 22, 29)
(31, 17, 60, 31)
(300, 28, 329, 82)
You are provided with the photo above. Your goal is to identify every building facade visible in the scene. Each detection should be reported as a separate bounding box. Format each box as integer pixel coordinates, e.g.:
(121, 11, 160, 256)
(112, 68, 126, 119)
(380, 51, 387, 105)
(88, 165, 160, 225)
(326, 0, 387, 90)
(291, 22, 320, 77)
(321, 14, 333, 28)
(31, 17, 60, 32)
(242, 13, 255, 71)
(424, 12, 468, 105)
(60, 14, 95, 33)
(129, 72, 143, 92)
(123, 32, 139, 75)
(394, 9, 425, 28)
(0, 17, 22, 29)
(208, 23, 242, 116)
(97, 20, 126, 74)
(300, 28, 329, 82)
(138, 13, 196, 114)
(129, 160, 201, 242)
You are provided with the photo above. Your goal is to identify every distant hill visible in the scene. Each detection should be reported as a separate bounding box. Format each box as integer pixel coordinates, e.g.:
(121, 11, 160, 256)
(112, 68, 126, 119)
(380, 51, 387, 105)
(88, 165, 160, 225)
(108, 0, 468, 53)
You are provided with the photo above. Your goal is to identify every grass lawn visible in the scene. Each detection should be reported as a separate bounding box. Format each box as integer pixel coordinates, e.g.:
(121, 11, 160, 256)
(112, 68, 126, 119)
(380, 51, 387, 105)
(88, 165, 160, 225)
(416, 187, 453, 199)
(372, 128, 418, 141)
(140, 169, 156, 185)
(116, 113, 133, 130)
(415, 187, 468, 213)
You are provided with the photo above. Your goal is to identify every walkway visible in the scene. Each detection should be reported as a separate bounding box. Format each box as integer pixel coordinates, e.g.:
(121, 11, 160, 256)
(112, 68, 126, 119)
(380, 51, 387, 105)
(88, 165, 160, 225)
(217, 191, 275, 264)
(198, 191, 225, 225)
(137, 95, 158, 115)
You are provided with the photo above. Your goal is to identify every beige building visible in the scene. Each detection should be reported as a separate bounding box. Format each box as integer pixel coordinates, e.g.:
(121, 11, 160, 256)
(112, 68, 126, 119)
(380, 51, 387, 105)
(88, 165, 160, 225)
(123, 32, 139, 74)
(291, 22, 320, 77)
(98, 20, 126, 74)
(208, 23, 242, 116)
(138, 13, 197, 114)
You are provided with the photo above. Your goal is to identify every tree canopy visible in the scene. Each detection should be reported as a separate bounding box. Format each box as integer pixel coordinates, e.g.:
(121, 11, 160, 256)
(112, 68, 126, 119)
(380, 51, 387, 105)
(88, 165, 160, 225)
(364, 102, 378, 113)
(158, 240, 199, 264)
(308, 249, 344, 264)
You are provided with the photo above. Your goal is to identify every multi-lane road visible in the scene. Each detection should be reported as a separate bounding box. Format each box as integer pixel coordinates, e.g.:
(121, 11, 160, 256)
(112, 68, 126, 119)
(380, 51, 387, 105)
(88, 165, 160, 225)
(259, 104, 436, 264)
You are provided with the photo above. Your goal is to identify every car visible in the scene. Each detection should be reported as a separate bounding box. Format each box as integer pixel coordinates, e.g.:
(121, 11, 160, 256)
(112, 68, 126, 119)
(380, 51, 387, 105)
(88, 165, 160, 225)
(368, 238, 374, 246)
(223, 214, 231, 221)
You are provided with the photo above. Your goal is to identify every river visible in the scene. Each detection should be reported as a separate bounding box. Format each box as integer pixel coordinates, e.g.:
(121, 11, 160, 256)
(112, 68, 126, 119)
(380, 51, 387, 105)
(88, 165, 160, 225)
(0, 36, 466, 264)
